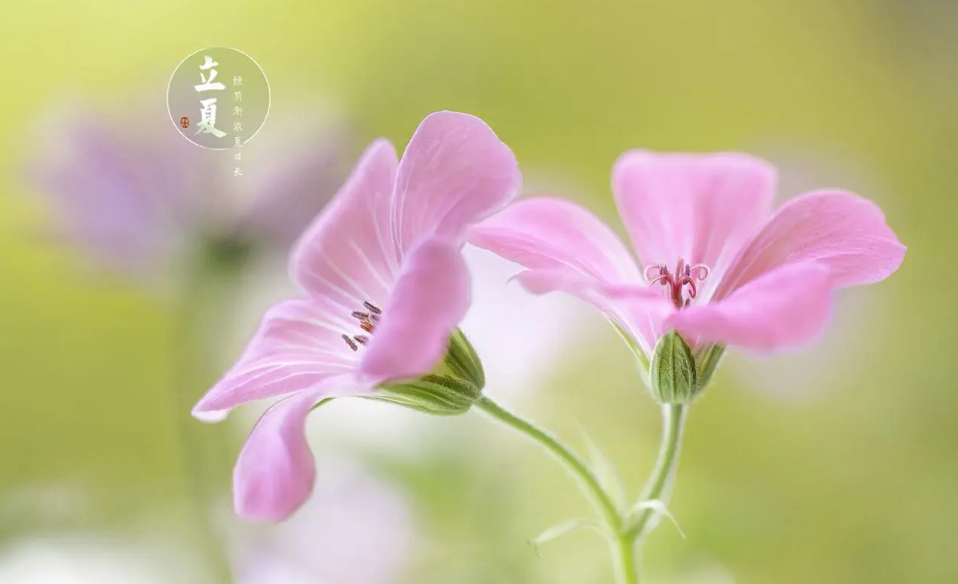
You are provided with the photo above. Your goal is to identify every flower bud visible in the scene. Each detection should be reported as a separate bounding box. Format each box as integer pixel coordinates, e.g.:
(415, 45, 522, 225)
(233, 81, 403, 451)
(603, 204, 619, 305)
(377, 329, 485, 415)
(650, 331, 698, 404)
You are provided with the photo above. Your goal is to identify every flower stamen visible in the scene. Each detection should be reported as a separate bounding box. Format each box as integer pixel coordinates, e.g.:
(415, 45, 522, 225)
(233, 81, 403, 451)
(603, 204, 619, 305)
(645, 259, 711, 309)
(342, 334, 359, 352)
(678, 274, 698, 299)
(688, 264, 710, 280)
(344, 301, 383, 350)
(644, 265, 665, 281)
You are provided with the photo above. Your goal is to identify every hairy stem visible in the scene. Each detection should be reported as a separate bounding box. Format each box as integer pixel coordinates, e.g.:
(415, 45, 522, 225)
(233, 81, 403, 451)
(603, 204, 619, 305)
(625, 404, 687, 541)
(475, 396, 639, 583)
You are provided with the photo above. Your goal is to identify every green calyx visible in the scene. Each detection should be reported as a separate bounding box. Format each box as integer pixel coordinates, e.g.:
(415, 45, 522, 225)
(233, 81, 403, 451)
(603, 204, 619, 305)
(611, 321, 726, 404)
(650, 331, 697, 404)
(376, 329, 485, 416)
(649, 331, 725, 404)
(693, 343, 725, 393)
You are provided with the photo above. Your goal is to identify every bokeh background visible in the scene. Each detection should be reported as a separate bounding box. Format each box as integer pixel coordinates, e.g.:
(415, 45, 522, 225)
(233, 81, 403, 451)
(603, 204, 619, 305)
(0, 1, 952, 583)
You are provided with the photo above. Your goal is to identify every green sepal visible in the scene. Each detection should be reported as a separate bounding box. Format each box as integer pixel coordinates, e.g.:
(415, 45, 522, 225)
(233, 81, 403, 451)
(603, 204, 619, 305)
(611, 320, 652, 388)
(375, 328, 485, 416)
(650, 331, 698, 404)
(443, 328, 485, 389)
(693, 343, 725, 394)
(378, 374, 481, 416)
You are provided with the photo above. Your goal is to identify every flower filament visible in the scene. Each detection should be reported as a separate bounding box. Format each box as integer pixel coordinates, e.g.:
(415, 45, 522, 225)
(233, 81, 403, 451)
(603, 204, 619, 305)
(645, 259, 710, 308)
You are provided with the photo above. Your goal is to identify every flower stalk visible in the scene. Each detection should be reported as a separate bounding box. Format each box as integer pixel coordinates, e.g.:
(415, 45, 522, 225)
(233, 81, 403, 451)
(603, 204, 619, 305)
(624, 404, 687, 541)
(475, 396, 621, 528)
(476, 395, 687, 584)
(171, 244, 250, 583)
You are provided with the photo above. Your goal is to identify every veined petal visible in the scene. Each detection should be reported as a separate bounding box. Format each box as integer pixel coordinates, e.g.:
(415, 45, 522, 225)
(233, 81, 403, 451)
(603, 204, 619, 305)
(715, 189, 906, 299)
(667, 262, 833, 352)
(192, 299, 357, 420)
(359, 238, 470, 383)
(612, 151, 776, 284)
(392, 111, 520, 251)
(290, 139, 399, 310)
(468, 197, 642, 284)
(233, 376, 373, 521)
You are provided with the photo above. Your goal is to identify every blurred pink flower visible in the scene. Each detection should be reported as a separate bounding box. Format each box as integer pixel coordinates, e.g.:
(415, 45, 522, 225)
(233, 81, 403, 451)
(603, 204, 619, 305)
(470, 150, 905, 360)
(24, 99, 354, 280)
(192, 111, 520, 520)
(232, 459, 414, 584)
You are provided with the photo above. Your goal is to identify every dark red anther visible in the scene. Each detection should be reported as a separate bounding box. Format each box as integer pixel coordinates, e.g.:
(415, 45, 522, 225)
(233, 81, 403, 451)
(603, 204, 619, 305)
(344, 300, 382, 350)
(342, 334, 359, 352)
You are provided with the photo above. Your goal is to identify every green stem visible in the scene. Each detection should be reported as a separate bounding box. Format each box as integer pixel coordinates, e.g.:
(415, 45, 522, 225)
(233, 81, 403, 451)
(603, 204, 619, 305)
(169, 244, 249, 583)
(476, 396, 688, 583)
(475, 396, 638, 583)
(625, 404, 687, 541)
(613, 535, 639, 584)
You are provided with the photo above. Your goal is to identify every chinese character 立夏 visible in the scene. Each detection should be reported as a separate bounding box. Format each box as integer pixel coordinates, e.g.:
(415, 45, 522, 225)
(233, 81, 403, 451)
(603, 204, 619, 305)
(233, 76, 243, 86)
(194, 98, 227, 138)
(233, 91, 242, 102)
(232, 121, 243, 132)
(194, 55, 226, 92)
(232, 106, 243, 116)
(234, 167, 243, 177)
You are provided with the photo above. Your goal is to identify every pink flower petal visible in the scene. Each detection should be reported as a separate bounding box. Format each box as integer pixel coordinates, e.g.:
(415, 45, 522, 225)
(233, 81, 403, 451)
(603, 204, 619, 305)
(510, 269, 674, 358)
(230, 118, 355, 250)
(290, 139, 400, 311)
(612, 151, 776, 284)
(467, 195, 674, 356)
(392, 111, 520, 251)
(192, 300, 357, 420)
(233, 376, 373, 521)
(468, 197, 642, 284)
(359, 238, 470, 383)
(666, 262, 833, 352)
(715, 189, 906, 299)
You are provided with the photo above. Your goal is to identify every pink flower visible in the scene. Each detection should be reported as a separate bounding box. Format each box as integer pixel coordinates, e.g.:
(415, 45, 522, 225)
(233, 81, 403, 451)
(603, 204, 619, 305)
(24, 99, 354, 281)
(469, 151, 905, 375)
(232, 458, 414, 584)
(192, 111, 520, 520)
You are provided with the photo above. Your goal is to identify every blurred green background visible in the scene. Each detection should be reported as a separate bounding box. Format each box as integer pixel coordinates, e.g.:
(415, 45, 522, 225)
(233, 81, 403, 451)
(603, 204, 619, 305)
(0, 1, 952, 583)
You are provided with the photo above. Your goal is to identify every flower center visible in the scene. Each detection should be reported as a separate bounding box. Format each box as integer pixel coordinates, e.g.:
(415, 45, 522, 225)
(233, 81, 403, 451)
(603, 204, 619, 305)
(342, 300, 382, 351)
(644, 258, 710, 309)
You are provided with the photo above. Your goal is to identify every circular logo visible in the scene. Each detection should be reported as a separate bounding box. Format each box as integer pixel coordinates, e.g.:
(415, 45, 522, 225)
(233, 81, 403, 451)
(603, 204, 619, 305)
(167, 47, 270, 150)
